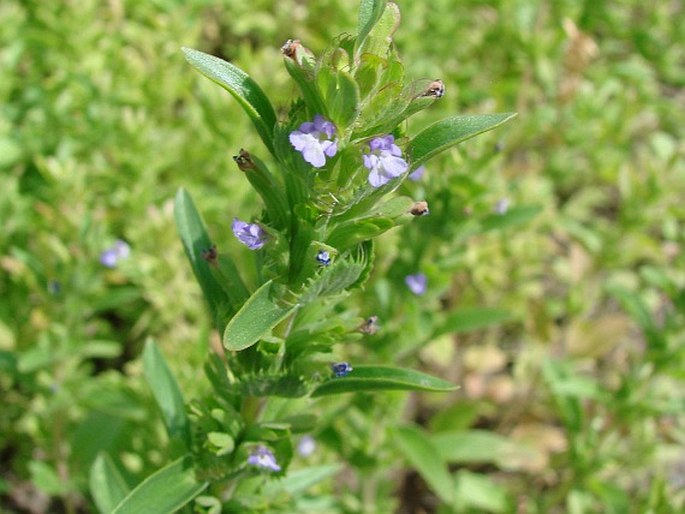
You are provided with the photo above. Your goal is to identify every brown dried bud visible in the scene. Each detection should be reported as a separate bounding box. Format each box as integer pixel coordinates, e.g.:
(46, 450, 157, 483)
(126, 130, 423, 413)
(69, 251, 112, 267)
(281, 39, 301, 59)
(233, 148, 255, 171)
(410, 201, 430, 216)
(359, 315, 379, 335)
(201, 244, 218, 266)
(420, 79, 445, 98)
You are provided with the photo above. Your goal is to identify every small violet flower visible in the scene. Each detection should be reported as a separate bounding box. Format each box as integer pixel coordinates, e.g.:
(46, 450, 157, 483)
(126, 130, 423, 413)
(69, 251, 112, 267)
(408, 165, 426, 181)
(232, 218, 267, 250)
(363, 135, 409, 187)
(100, 240, 130, 268)
(405, 273, 427, 296)
(289, 115, 338, 168)
(297, 435, 317, 457)
(332, 362, 353, 378)
(316, 250, 331, 266)
(247, 445, 281, 472)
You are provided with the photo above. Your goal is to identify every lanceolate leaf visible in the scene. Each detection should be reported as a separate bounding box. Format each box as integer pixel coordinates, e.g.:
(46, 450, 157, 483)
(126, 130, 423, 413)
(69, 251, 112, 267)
(390, 425, 455, 506)
(111, 456, 207, 514)
(174, 188, 235, 328)
(142, 339, 190, 448)
(182, 47, 277, 155)
(223, 280, 296, 351)
(311, 365, 457, 397)
(407, 113, 518, 169)
(89, 453, 129, 514)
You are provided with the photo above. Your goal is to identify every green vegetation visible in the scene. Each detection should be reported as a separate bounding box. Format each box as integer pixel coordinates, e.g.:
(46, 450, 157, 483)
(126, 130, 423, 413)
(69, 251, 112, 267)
(1, 0, 684, 513)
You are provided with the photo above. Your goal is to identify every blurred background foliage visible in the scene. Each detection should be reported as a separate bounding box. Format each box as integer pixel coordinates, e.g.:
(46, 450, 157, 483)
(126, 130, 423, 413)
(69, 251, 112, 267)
(1, 0, 684, 512)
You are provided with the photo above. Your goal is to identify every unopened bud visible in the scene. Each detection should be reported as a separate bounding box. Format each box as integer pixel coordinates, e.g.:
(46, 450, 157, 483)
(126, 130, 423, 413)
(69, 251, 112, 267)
(359, 315, 379, 335)
(420, 79, 445, 98)
(281, 39, 301, 59)
(233, 148, 255, 171)
(410, 201, 430, 216)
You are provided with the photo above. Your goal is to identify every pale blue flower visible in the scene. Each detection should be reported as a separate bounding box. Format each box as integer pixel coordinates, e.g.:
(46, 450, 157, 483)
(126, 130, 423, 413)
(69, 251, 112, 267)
(405, 273, 427, 295)
(100, 240, 130, 268)
(247, 445, 281, 472)
(316, 250, 331, 266)
(297, 435, 316, 457)
(289, 115, 338, 167)
(232, 218, 267, 250)
(363, 135, 409, 187)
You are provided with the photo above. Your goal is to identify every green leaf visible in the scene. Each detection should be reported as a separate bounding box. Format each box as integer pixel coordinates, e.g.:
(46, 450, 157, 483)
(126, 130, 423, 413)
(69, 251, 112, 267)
(480, 205, 541, 232)
(434, 308, 511, 337)
(174, 188, 234, 328)
(322, 69, 361, 130)
(142, 339, 190, 448)
(325, 217, 394, 250)
(90, 453, 130, 514)
(284, 55, 327, 118)
(111, 456, 207, 514)
(223, 280, 296, 351)
(356, 0, 386, 57)
(431, 430, 511, 464)
(454, 470, 509, 513)
(29, 460, 67, 496)
(182, 47, 277, 155)
(208, 255, 251, 313)
(356, 1, 400, 58)
(298, 258, 365, 304)
(391, 425, 455, 505)
(239, 153, 290, 231)
(407, 113, 518, 169)
(311, 365, 457, 397)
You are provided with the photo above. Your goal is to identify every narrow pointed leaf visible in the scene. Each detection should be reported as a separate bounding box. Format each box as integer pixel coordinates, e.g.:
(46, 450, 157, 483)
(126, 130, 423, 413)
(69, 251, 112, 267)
(391, 425, 455, 505)
(174, 188, 235, 327)
(90, 453, 129, 514)
(407, 113, 518, 169)
(182, 47, 277, 155)
(223, 280, 295, 351)
(311, 365, 457, 397)
(142, 340, 190, 448)
(111, 456, 207, 514)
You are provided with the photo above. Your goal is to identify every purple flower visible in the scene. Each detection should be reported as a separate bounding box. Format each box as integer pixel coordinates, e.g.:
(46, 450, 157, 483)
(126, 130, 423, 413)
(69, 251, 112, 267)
(289, 115, 338, 168)
(232, 218, 267, 250)
(363, 135, 409, 187)
(247, 445, 281, 472)
(100, 240, 130, 268)
(408, 165, 426, 181)
(405, 273, 427, 296)
(297, 435, 316, 457)
(316, 250, 331, 266)
(331, 362, 353, 377)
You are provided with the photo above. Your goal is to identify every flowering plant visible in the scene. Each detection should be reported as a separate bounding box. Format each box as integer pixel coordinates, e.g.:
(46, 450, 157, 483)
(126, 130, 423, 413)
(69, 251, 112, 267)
(95, 1, 516, 511)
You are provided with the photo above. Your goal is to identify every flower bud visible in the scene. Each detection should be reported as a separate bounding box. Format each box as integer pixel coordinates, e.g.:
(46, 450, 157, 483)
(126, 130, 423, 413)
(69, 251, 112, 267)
(410, 201, 430, 216)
